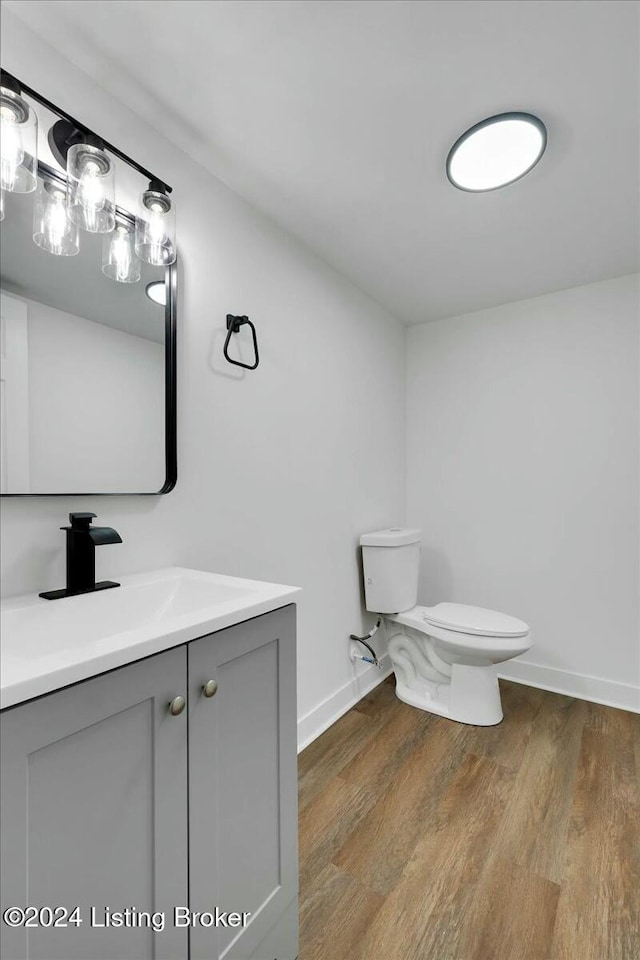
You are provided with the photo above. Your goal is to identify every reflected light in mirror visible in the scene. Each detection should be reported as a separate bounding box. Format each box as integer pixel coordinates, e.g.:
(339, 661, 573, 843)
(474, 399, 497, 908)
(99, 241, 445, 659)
(33, 180, 79, 256)
(145, 280, 165, 306)
(103, 224, 140, 283)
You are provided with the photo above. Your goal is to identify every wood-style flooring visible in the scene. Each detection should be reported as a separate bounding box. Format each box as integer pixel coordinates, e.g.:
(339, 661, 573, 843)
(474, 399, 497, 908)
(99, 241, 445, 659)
(298, 677, 640, 960)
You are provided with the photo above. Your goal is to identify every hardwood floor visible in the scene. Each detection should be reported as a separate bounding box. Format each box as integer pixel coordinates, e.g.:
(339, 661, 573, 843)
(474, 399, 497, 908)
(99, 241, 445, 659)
(298, 678, 640, 960)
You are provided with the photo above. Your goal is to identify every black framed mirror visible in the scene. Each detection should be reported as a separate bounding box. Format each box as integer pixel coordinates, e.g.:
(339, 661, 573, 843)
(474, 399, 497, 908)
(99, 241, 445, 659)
(0, 74, 177, 496)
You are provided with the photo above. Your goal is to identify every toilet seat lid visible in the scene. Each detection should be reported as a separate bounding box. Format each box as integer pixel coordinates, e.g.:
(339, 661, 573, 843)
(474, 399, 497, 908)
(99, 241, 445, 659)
(422, 603, 529, 638)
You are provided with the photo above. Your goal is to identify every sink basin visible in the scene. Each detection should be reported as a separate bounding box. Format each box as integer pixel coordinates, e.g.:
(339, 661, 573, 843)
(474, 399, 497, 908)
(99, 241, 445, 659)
(0, 567, 300, 709)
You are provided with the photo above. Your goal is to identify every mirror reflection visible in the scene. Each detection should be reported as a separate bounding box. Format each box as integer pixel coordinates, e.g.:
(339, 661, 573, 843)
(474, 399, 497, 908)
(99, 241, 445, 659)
(0, 171, 168, 494)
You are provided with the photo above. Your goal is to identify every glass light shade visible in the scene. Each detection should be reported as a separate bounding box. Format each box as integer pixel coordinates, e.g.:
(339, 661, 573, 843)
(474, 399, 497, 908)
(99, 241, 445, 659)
(0, 85, 37, 193)
(446, 113, 546, 192)
(66, 142, 116, 233)
(135, 189, 176, 265)
(102, 222, 140, 282)
(33, 179, 79, 256)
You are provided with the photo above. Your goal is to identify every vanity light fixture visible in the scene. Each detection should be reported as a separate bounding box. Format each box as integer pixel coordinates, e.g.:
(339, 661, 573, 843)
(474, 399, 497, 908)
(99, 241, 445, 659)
(49, 119, 116, 233)
(33, 178, 79, 256)
(145, 280, 166, 306)
(66, 141, 115, 233)
(0, 73, 38, 194)
(136, 180, 176, 266)
(446, 112, 547, 192)
(0, 71, 176, 278)
(102, 222, 140, 283)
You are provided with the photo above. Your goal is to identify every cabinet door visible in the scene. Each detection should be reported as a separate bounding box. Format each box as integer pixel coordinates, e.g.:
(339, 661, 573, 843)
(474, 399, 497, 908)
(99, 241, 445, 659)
(188, 605, 298, 960)
(0, 647, 189, 960)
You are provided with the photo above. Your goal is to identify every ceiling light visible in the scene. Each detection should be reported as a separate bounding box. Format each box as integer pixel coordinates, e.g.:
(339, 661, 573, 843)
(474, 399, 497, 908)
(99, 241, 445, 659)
(446, 112, 546, 192)
(145, 280, 166, 306)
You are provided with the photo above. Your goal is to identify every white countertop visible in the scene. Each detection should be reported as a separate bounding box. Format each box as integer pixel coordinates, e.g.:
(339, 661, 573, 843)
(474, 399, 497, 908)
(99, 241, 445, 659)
(0, 567, 301, 709)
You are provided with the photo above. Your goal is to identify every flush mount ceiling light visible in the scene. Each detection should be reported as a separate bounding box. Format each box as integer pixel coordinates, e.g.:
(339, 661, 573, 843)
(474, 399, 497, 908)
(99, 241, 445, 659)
(446, 112, 547, 192)
(145, 280, 166, 306)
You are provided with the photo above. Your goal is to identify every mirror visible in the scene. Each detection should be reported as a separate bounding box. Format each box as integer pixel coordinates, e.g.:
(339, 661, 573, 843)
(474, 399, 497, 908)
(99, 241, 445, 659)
(0, 166, 176, 496)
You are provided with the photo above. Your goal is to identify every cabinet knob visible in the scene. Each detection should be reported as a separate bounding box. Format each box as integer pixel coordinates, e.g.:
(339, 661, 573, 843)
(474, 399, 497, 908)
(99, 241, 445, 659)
(202, 679, 218, 698)
(168, 695, 186, 716)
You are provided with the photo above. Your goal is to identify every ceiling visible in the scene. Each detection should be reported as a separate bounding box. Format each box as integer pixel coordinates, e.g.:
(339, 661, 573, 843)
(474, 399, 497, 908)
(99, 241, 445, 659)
(6, 0, 639, 324)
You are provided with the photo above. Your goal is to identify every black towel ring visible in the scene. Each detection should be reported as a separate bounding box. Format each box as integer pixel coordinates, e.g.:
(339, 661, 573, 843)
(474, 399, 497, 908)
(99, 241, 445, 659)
(223, 314, 259, 370)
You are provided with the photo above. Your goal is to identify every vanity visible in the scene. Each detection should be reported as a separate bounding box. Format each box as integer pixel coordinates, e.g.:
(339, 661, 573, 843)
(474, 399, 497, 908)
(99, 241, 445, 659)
(0, 70, 301, 960)
(0, 568, 300, 960)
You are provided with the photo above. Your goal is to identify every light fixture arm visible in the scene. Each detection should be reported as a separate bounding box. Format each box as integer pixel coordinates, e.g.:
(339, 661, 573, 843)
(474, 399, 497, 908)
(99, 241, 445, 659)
(48, 118, 107, 167)
(147, 178, 170, 196)
(0, 70, 22, 96)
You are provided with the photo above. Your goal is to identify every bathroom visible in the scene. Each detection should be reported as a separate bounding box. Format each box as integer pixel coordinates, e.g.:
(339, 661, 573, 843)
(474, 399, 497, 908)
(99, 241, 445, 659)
(0, 1, 638, 959)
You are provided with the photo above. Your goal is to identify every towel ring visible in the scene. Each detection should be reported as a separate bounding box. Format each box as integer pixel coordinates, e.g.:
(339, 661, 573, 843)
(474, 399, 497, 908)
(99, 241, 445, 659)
(223, 314, 259, 370)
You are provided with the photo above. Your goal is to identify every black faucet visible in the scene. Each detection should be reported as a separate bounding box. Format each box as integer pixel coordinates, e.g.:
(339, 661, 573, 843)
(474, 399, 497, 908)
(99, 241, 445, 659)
(39, 513, 123, 601)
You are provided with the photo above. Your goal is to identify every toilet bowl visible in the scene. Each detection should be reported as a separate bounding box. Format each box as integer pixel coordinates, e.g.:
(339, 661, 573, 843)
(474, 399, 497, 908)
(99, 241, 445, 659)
(360, 528, 532, 726)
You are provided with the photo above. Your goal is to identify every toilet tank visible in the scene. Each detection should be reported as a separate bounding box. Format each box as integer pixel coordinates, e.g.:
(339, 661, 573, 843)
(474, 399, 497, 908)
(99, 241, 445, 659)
(360, 528, 421, 614)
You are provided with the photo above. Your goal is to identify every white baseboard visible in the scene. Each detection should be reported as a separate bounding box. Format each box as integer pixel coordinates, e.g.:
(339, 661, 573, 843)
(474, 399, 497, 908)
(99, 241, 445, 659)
(298, 657, 639, 754)
(297, 655, 393, 752)
(499, 659, 640, 714)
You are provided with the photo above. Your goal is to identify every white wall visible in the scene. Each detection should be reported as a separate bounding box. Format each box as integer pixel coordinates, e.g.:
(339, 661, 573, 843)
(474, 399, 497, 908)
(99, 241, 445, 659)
(5, 294, 164, 493)
(407, 274, 640, 711)
(0, 12, 405, 744)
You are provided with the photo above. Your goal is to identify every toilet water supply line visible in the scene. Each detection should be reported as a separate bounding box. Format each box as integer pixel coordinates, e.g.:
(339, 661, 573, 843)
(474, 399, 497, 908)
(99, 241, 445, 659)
(349, 619, 383, 668)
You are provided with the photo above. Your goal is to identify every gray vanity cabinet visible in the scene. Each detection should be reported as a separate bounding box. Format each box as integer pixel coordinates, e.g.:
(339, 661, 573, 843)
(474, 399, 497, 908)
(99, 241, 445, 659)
(188, 604, 298, 960)
(0, 605, 298, 960)
(0, 646, 189, 960)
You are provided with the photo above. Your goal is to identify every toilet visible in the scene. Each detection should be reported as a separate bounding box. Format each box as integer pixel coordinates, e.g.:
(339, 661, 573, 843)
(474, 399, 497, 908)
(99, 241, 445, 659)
(360, 527, 532, 725)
